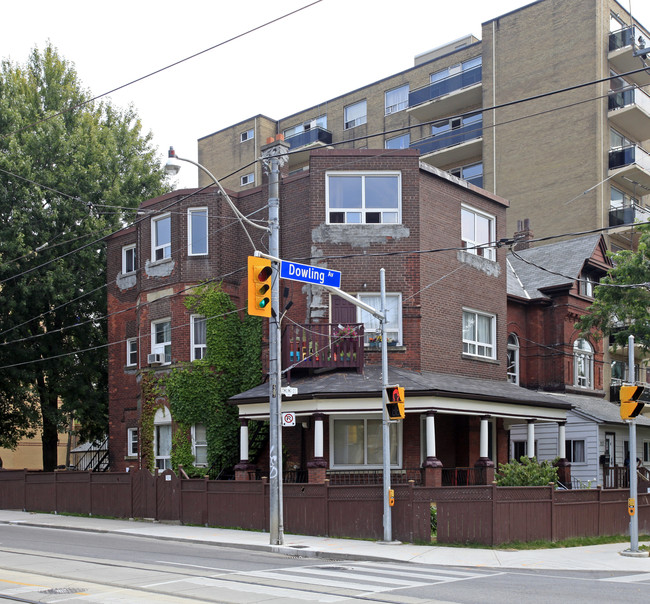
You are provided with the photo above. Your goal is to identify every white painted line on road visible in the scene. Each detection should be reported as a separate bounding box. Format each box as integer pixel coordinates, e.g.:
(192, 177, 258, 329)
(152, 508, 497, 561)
(599, 573, 650, 583)
(155, 560, 233, 573)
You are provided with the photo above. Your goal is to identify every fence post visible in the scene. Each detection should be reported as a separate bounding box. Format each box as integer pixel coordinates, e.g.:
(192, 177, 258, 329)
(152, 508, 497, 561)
(550, 483, 555, 542)
(53, 470, 58, 515)
(491, 482, 497, 546)
(88, 471, 93, 517)
(324, 479, 330, 538)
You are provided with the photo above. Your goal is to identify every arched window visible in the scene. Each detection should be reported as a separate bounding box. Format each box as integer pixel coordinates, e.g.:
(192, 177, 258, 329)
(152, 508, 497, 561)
(574, 339, 594, 389)
(507, 333, 520, 385)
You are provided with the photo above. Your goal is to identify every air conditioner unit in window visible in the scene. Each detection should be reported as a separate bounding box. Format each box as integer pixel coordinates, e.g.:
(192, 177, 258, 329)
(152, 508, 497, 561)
(148, 353, 164, 365)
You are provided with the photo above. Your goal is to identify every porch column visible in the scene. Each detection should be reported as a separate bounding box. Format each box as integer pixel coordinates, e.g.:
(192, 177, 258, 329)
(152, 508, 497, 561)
(475, 415, 494, 484)
(527, 419, 536, 458)
(555, 421, 571, 487)
(307, 413, 327, 483)
(234, 419, 254, 480)
(422, 411, 442, 487)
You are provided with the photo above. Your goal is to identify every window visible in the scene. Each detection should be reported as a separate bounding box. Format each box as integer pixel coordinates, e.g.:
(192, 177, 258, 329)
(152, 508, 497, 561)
(127, 427, 138, 457)
(507, 333, 519, 385)
(644, 441, 650, 463)
(191, 315, 207, 361)
(566, 439, 586, 463)
(327, 172, 400, 224)
(580, 272, 598, 298)
(188, 208, 208, 256)
(154, 408, 172, 470)
(610, 186, 637, 209)
(610, 13, 625, 32)
(430, 56, 481, 83)
(610, 128, 632, 150)
(344, 100, 367, 129)
(126, 338, 137, 367)
(152, 214, 171, 261)
(331, 416, 400, 468)
(152, 319, 172, 364)
(284, 115, 327, 139)
(385, 134, 410, 150)
(122, 244, 136, 274)
(240, 173, 254, 186)
(450, 162, 483, 187)
(357, 293, 402, 346)
(512, 440, 537, 459)
(385, 85, 409, 115)
(240, 128, 254, 142)
(574, 338, 594, 389)
(462, 309, 496, 359)
(192, 423, 208, 466)
(461, 205, 495, 261)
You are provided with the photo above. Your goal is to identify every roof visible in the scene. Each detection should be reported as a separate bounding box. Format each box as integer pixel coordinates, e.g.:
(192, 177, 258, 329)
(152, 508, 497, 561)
(548, 392, 650, 426)
(230, 365, 571, 411)
(507, 234, 607, 299)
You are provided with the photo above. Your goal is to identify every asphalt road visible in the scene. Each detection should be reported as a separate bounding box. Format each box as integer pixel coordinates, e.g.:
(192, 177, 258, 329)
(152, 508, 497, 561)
(1, 524, 649, 603)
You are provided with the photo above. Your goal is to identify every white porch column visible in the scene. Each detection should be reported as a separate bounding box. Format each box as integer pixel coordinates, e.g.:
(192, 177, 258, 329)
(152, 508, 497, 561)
(480, 416, 490, 459)
(527, 419, 536, 458)
(426, 411, 437, 459)
(558, 421, 566, 459)
(314, 414, 324, 459)
(239, 419, 249, 462)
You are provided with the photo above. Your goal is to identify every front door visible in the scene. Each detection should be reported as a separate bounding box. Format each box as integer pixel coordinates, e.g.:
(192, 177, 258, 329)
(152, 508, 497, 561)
(605, 432, 615, 466)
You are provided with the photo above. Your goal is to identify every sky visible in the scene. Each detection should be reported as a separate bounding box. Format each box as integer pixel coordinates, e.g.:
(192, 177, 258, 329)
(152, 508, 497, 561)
(2, 0, 650, 190)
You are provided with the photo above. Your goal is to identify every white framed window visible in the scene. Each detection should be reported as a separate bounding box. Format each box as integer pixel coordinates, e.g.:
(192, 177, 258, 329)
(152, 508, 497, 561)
(512, 440, 537, 460)
(344, 100, 367, 129)
(240, 128, 254, 142)
(580, 272, 598, 298)
(450, 162, 483, 186)
(644, 441, 650, 463)
(507, 333, 519, 385)
(610, 186, 637, 209)
(191, 315, 207, 361)
(126, 338, 138, 367)
(327, 172, 401, 224)
(385, 133, 410, 150)
(385, 84, 409, 115)
(192, 423, 208, 466)
(152, 319, 172, 364)
(462, 309, 496, 360)
(188, 208, 208, 256)
(122, 244, 136, 274)
(240, 173, 254, 186)
(127, 427, 138, 457)
(153, 407, 172, 470)
(574, 338, 594, 389)
(610, 128, 632, 150)
(151, 213, 171, 261)
(430, 56, 481, 83)
(330, 415, 401, 469)
(566, 439, 586, 463)
(461, 205, 496, 261)
(357, 293, 402, 346)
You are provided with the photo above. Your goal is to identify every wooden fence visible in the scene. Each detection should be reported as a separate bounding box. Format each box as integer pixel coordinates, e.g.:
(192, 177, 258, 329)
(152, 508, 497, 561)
(1, 469, 648, 546)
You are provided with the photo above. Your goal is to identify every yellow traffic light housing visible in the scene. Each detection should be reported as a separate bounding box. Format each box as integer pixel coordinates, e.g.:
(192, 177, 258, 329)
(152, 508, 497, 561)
(385, 385, 405, 420)
(247, 256, 272, 317)
(620, 385, 646, 420)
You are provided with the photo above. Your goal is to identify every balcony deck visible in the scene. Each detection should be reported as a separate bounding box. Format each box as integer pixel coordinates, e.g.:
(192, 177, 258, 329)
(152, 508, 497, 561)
(282, 322, 364, 375)
(411, 120, 483, 168)
(285, 127, 333, 167)
(609, 145, 650, 190)
(608, 87, 650, 141)
(608, 27, 650, 87)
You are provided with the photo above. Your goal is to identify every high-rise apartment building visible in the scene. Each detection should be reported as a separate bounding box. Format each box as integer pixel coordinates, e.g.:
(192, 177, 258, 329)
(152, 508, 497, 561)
(198, 0, 650, 247)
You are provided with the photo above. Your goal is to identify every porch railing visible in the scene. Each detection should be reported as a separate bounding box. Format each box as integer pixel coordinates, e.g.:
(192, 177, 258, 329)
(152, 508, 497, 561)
(326, 469, 423, 485)
(442, 467, 485, 486)
(282, 323, 364, 375)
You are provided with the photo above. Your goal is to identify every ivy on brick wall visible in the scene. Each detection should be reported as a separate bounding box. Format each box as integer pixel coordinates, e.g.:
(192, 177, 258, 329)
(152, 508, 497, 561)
(163, 282, 263, 477)
(139, 372, 164, 472)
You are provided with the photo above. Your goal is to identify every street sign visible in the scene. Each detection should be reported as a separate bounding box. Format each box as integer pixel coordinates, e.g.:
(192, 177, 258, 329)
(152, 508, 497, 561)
(281, 260, 341, 288)
(282, 412, 296, 427)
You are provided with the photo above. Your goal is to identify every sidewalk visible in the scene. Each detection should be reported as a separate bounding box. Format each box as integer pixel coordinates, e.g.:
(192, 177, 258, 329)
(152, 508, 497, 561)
(0, 509, 648, 572)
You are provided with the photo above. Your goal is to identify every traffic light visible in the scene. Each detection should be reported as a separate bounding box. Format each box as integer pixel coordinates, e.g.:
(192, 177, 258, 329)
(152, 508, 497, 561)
(247, 256, 272, 317)
(619, 385, 646, 420)
(385, 385, 405, 420)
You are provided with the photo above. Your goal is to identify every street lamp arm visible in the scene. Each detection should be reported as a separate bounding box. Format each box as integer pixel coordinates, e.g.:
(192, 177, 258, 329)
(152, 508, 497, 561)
(168, 149, 268, 232)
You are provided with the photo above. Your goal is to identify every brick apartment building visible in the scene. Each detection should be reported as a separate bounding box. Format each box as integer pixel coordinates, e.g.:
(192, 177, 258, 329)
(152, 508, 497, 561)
(107, 147, 570, 482)
(197, 0, 650, 254)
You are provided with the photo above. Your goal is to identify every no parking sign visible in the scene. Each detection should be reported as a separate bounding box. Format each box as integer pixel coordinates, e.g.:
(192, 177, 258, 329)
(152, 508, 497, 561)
(282, 412, 296, 427)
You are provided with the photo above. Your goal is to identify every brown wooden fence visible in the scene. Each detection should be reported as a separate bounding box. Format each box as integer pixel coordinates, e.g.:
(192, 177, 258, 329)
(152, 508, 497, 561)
(1, 469, 648, 546)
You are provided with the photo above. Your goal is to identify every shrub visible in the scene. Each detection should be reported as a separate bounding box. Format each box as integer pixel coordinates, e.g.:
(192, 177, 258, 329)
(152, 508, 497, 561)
(495, 456, 558, 486)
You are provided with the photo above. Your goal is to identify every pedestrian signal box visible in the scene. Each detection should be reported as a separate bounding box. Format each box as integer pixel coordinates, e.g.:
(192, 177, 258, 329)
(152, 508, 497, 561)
(385, 385, 405, 420)
(619, 385, 647, 420)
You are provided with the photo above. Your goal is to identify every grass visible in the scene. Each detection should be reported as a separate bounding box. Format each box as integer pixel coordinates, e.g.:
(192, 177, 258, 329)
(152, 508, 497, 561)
(431, 534, 650, 550)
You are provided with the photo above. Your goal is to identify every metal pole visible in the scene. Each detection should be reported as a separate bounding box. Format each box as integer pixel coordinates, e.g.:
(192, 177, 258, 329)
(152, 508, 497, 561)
(380, 268, 392, 542)
(268, 154, 283, 546)
(628, 334, 638, 551)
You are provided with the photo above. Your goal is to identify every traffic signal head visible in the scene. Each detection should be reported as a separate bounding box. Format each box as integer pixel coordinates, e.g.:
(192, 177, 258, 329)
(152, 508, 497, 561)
(247, 256, 272, 317)
(620, 385, 645, 420)
(385, 385, 405, 420)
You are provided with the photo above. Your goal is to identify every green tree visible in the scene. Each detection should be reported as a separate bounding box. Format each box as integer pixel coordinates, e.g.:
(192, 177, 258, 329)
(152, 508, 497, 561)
(0, 43, 169, 469)
(576, 224, 650, 349)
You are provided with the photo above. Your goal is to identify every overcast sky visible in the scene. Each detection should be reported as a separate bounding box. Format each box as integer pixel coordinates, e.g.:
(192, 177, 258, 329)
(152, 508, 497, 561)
(3, 0, 650, 189)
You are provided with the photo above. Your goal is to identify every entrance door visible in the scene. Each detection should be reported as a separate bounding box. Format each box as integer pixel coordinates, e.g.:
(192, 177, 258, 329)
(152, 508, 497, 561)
(331, 295, 357, 325)
(605, 432, 615, 466)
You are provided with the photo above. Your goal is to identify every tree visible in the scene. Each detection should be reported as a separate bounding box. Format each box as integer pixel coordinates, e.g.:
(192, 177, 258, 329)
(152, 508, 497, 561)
(576, 224, 650, 350)
(0, 43, 169, 469)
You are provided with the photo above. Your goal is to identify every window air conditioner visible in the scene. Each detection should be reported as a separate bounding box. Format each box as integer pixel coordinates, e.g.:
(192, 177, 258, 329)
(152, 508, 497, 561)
(148, 353, 163, 365)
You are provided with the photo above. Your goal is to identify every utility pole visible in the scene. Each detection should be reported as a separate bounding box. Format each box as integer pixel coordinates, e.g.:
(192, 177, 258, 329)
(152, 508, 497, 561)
(263, 139, 288, 546)
(628, 334, 638, 552)
(379, 268, 393, 543)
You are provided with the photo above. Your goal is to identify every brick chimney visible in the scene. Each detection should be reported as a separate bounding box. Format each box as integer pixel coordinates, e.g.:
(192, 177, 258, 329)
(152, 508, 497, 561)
(513, 218, 534, 250)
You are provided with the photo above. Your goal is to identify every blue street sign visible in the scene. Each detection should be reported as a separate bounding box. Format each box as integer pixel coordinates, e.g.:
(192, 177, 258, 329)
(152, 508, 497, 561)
(281, 260, 341, 288)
